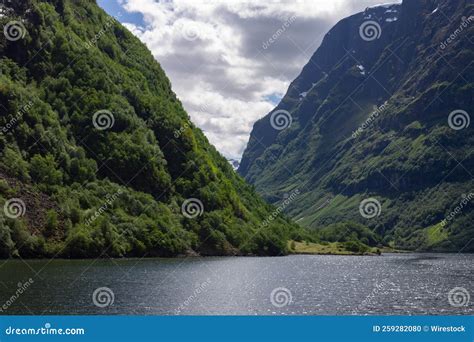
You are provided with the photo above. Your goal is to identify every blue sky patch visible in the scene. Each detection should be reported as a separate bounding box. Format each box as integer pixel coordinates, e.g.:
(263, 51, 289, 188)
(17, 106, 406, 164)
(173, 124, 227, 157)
(97, 0, 144, 26)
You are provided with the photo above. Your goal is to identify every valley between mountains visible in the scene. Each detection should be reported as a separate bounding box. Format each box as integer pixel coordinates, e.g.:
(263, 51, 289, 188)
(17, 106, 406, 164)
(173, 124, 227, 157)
(0, 0, 472, 259)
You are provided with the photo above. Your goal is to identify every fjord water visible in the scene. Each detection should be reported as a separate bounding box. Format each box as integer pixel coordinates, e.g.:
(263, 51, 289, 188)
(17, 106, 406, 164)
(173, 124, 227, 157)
(0, 254, 472, 315)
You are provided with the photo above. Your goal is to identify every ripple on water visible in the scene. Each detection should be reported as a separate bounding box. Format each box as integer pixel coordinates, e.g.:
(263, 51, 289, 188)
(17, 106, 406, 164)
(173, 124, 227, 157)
(0, 253, 472, 315)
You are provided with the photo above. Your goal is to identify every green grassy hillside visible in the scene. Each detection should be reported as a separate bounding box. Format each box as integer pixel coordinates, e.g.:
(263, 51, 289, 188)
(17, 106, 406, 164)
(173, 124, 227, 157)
(239, 0, 474, 252)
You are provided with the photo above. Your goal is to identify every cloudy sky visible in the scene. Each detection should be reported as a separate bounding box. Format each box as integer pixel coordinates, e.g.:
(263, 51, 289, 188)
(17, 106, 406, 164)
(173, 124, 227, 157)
(98, 0, 399, 160)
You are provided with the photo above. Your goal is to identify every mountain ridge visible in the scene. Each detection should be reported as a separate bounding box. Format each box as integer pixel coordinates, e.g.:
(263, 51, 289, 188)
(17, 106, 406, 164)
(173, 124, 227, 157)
(0, 0, 307, 258)
(239, 0, 474, 251)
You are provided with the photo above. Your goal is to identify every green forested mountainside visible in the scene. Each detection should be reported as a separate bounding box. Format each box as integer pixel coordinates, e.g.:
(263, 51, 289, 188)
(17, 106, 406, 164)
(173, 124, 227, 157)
(239, 0, 474, 252)
(0, 0, 306, 258)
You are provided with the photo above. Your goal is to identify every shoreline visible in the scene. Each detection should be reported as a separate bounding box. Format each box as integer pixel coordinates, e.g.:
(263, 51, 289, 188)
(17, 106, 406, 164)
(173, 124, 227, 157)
(1, 250, 462, 262)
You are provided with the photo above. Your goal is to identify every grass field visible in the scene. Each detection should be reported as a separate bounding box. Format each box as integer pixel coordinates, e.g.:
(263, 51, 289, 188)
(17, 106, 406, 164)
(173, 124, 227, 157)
(288, 240, 382, 256)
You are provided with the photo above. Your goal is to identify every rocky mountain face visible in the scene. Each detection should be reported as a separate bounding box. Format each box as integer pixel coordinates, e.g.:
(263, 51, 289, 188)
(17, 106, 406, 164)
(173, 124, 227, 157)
(239, 0, 474, 251)
(0, 0, 302, 258)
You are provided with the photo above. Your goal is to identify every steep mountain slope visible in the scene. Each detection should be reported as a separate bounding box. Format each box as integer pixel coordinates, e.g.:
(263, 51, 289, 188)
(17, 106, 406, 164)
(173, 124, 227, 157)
(239, 0, 474, 251)
(0, 0, 303, 258)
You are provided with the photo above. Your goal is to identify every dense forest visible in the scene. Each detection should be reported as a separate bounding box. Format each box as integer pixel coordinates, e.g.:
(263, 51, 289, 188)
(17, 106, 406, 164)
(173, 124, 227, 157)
(0, 0, 318, 258)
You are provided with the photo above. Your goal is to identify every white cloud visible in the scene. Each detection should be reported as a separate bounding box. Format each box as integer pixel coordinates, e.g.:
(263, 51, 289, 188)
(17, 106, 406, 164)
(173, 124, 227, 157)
(118, 0, 399, 159)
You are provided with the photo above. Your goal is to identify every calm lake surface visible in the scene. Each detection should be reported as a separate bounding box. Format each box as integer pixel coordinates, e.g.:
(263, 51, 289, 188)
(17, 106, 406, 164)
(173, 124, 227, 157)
(0, 253, 472, 315)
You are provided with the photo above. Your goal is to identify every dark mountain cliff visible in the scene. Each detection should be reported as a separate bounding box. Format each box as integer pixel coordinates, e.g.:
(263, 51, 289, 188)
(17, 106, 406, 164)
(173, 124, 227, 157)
(239, 0, 474, 251)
